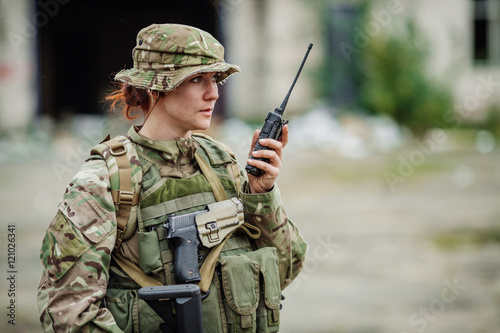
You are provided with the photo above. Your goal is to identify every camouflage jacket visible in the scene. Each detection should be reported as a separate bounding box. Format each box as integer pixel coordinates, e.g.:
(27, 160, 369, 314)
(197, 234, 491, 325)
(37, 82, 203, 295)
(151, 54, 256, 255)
(37, 127, 307, 332)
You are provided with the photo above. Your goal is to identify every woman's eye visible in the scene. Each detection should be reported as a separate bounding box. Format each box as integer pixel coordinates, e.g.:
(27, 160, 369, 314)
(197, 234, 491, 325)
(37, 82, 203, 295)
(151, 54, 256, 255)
(191, 76, 202, 83)
(212, 74, 221, 82)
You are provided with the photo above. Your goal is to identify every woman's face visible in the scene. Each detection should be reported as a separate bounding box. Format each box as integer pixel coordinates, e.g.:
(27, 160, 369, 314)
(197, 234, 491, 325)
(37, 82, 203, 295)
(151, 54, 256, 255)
(157, 72, 220, 135)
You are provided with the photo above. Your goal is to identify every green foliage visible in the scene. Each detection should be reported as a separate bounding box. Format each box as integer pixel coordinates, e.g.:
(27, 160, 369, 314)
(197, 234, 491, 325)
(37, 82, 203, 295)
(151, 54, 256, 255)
(307, 0, 368, 108)
(357, 18, 454, 136)
(434, 226, 500, 250)
(460, 104, 500, 139)
(480, 105, 500, 138)
(308, 0, 455, 135)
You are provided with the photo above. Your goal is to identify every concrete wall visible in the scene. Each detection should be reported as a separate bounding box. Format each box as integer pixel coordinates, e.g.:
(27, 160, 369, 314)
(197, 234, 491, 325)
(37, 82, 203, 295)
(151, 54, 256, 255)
(370, 0, 500, 118)
(412, 0, 500, 117)
(1, 0, 499, 130)
(0, 0, 37, 132)
(223, 0, 322, 119)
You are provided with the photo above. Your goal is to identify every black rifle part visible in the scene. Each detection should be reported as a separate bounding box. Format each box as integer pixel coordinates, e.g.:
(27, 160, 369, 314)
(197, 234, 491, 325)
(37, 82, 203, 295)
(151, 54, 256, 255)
(138, 284, 204, 333)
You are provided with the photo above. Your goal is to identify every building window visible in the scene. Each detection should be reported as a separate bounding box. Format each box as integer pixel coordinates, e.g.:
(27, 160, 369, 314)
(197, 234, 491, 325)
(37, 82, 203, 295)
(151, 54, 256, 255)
(473, 0, 500, 64)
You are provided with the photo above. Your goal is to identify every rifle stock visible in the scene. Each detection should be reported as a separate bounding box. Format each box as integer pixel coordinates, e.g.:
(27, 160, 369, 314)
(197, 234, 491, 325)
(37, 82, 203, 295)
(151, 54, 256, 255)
(139, 284, 203, 333)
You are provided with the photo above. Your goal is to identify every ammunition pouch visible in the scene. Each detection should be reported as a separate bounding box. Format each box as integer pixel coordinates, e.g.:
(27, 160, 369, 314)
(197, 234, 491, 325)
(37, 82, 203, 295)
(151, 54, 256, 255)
(217, 246, 281, 332)
(105, 287, 163, 333)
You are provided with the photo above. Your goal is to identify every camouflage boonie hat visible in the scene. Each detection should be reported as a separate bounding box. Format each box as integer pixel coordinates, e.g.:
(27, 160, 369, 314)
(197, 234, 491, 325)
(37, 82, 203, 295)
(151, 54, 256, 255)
(115, 23, 240, 92)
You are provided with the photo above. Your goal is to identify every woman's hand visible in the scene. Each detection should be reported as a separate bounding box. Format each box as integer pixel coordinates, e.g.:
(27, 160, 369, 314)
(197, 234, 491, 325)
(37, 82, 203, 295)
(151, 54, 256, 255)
(246, 124, 289, 194)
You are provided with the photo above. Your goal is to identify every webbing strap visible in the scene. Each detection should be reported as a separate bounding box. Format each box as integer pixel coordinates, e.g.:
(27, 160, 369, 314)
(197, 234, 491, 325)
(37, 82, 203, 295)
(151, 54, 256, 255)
(113, 253, 162, 287)
(194, 151, 263, 292)
(103, 138, 138, 252)
(194, 152, 228, 202)
(194, 151, 231, 292)
(240, 223, 261, 239)
(141, 191, 237, 222)
(197, 230, 236, 293)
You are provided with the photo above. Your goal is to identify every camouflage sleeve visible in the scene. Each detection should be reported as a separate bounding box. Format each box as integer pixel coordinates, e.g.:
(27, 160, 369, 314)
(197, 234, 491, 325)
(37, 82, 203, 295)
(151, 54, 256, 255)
(238, 171, 308, 290)
(37, 160, 123, 333)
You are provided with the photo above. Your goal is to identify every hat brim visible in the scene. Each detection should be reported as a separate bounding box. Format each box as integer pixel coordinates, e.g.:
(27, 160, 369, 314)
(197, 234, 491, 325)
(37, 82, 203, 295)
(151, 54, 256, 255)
(115, 62, 240, 93)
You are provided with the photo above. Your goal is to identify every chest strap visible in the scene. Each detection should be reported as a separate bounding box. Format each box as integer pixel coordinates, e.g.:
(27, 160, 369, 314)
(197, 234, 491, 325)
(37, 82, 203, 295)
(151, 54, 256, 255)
(91, 136, 141, 253)
(113, 253, 162, 287)
(194, 151, 232, 292)
(195, 151, 260, 293)
(194, 151, 228, 201)
(106, 138, 140, 252)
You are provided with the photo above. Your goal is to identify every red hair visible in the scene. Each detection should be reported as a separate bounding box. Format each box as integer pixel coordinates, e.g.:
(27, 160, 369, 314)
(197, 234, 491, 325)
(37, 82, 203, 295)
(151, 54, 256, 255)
(105, 83, 164, 121)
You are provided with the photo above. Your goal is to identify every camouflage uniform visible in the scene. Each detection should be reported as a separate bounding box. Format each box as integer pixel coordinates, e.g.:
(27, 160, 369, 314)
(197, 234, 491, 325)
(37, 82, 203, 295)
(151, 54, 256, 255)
(37, 24, 307, 332)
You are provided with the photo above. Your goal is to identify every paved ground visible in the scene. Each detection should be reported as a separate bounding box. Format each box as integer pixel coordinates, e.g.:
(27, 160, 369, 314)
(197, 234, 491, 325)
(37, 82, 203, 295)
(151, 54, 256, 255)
(1, 131, 499, 332)
(277, 147, 500, 333)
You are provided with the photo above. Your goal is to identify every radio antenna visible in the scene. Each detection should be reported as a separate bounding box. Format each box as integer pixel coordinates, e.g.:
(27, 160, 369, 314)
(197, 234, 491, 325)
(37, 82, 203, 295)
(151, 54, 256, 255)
(277, 43, 313, 114)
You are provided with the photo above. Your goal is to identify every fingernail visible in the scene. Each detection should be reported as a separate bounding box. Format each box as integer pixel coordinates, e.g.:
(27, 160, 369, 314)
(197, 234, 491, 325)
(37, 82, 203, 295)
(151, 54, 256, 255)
(259, 139, 266, 144)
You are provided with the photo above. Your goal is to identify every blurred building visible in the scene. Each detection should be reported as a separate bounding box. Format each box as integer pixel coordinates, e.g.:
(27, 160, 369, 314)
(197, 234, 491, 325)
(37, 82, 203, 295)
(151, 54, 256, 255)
(0, 0, 319, 133)
(0, 0, 499, 132)
(0, 0, 225, 132)
(389, 0, 500, 117)
(0, 0, 36, 131)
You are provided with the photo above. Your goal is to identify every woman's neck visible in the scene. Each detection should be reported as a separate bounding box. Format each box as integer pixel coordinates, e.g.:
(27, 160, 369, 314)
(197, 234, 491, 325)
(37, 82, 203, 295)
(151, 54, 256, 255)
(139, 122, 191, 141)
(138, 107, 191, 141)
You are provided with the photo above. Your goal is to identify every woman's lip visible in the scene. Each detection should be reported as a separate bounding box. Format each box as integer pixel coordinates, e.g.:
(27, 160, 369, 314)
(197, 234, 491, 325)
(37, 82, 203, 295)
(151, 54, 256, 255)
(199, 108, 213, 114)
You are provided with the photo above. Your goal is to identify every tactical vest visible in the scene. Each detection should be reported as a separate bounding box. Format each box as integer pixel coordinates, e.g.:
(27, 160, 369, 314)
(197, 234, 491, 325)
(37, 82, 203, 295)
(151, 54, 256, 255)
(90, 133, 281, 333)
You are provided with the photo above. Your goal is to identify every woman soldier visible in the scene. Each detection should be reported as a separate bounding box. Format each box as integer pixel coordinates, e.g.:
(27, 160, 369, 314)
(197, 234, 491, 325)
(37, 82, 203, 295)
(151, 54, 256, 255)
(37, 23, 307, 332)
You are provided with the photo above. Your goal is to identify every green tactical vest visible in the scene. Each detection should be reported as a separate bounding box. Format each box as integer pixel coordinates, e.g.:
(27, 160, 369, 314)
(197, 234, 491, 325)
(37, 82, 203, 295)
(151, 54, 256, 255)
(91, 133, 282, 333)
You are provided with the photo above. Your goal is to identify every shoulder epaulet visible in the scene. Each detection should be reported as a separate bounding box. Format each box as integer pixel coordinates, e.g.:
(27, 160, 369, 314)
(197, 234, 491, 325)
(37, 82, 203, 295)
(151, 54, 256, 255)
(192, 132, 237, 159)
(90, 135, 142, 252)
(192, 133, 242, 195)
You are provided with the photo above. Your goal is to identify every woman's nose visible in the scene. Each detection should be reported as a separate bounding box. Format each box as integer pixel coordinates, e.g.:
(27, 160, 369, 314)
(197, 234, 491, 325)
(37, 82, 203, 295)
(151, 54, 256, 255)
(205, 81, 219, 101)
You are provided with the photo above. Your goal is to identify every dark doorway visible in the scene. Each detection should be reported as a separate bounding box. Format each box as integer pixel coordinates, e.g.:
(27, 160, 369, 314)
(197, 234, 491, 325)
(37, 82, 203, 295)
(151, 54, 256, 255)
(37, 0, 223, 120)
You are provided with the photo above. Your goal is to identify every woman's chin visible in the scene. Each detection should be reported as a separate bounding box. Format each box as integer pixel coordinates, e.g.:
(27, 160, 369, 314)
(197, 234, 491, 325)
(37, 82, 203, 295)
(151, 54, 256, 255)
(196, 119, 212, 131)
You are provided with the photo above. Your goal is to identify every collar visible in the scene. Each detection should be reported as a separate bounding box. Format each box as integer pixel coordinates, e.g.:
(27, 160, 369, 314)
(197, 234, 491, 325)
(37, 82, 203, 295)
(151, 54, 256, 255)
(127, 126, 199, 161)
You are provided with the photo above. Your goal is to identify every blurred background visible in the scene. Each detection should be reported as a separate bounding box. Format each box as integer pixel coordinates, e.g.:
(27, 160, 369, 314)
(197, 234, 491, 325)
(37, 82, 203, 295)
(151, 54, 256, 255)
(1, 0, 500, 332)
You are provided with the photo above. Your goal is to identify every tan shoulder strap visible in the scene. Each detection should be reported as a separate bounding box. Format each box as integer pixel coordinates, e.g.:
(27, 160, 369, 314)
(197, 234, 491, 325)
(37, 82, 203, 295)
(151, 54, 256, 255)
(194, 151, 228, 202)
(192, 133, 242, 195)
(193, 150, 261, 293)
(113, 253, 162, 287)
(90, 136, 141, 253)
(103, 138, 139, 252)
(91, 137, 158, 287)
(193, 150, 229, 292)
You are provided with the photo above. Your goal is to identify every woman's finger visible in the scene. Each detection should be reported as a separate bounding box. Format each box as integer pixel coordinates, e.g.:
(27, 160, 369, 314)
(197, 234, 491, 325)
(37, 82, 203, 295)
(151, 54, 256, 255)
(251, 146, 282, 169)
(248, 130, 261, 158)
(280, 124, 289, 149)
